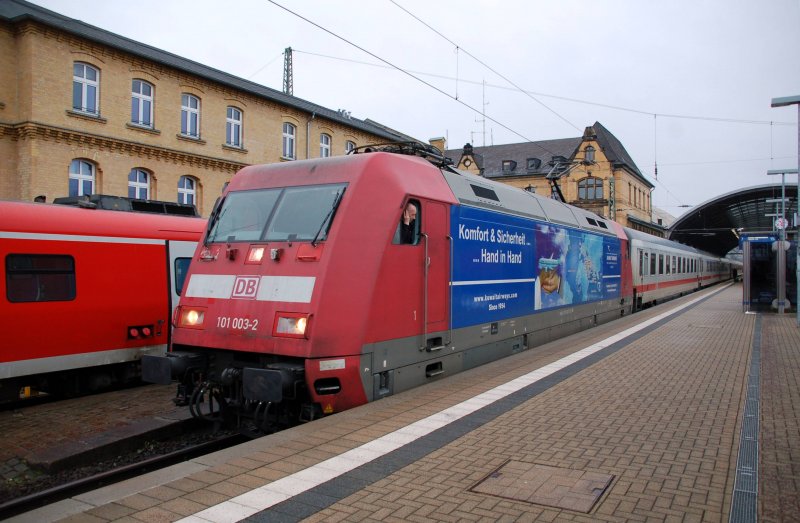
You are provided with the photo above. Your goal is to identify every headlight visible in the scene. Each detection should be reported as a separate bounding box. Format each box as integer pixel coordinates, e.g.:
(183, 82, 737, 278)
(176, 306, 206, 329)
(246, 246, 265, 264)
(274, 313, 310, 338)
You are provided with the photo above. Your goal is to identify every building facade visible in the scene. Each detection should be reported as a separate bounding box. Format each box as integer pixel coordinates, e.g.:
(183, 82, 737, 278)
(0, 0, 408, 215)
(432, 122, 663, 236)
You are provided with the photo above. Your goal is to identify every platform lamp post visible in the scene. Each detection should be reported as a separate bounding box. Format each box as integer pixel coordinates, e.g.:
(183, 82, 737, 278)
(770, 94, 800, 326)
(766, 170, 791, 314)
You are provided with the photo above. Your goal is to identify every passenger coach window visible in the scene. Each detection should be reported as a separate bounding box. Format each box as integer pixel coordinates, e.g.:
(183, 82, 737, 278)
(393, 199, 420, 245)
(6, 254, 76, 303)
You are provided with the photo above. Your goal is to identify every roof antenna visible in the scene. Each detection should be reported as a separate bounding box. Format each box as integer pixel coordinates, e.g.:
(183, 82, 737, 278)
(454, 46, 459, 100)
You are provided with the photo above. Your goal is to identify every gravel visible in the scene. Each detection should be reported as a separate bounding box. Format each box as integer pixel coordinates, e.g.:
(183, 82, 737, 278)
(0, 426, 237, 506)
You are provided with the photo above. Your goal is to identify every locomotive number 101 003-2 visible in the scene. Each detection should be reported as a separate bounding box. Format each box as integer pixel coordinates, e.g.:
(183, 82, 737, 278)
(216, 316, 259, 331)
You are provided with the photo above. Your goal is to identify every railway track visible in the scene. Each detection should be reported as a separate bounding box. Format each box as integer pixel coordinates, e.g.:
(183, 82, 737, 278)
(0, 422, 247, 520)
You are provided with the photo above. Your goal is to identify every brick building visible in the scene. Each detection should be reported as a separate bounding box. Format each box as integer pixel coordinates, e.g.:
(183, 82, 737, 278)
(432, 122, 664, 236)
(0, 0, 409, 215)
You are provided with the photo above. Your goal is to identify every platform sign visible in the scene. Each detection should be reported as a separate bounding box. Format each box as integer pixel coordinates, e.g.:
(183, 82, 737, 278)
(450, 206, 621, 329)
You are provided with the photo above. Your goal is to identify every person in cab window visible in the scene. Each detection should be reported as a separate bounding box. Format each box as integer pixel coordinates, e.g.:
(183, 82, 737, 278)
(399, 201, 418, 244)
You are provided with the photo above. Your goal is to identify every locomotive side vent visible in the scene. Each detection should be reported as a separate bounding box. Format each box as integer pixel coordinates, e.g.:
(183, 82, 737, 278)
(425, 361, 444, 378)
(314, 377, 341, 395)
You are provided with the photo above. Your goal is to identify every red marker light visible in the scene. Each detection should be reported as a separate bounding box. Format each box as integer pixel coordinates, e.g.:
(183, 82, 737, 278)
(129, 328, 139, 338)
(142, 327, 151, 337)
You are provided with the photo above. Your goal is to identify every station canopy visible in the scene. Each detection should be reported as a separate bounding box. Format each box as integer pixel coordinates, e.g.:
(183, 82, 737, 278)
(667, 183, 799, 257)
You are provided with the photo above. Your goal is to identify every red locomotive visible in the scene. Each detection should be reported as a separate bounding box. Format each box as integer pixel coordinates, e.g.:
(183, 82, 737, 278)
(0, 199, 205, 401)
(143, 144, 735, 430)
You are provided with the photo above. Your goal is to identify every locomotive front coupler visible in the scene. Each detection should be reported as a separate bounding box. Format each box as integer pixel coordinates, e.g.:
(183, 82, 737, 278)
(242, 362, 305, 404)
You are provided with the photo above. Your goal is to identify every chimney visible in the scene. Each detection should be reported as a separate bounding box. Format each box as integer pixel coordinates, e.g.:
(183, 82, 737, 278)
(429, 137, 446, 153)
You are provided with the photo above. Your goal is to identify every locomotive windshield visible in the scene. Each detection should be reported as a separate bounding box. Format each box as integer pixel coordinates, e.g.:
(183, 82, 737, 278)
(205, 183, 347, 243)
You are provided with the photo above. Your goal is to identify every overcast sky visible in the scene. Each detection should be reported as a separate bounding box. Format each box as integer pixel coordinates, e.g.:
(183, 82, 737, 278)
(31, 0, 800, 216)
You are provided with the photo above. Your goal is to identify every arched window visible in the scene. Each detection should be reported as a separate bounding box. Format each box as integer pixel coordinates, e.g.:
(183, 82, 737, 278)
(72, 62, 99, 115)
(578, 178, 603, 200)
(68, 159, 95, 196)
(320, 133, 331, 158)
(178, 176, 196, 205)
(131, 80, 153, 127)
(584, 146, 595, 163)
(181, 94, 200, 138)
(282, 122, 296, 159)
(128, 168, 150, 200)
(226, 107, 242, 147)
(345, 140, 356, 154)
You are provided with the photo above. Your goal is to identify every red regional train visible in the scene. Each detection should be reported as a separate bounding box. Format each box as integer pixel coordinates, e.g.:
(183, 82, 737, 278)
(143, 144, 736, 430)
(0, 199, 206, 401)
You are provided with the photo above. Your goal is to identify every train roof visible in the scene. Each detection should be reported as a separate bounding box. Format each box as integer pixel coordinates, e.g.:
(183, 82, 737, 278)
(440, 166, 621, 238)
(0, 200, 206, 241)
(624, 226, 707, 256)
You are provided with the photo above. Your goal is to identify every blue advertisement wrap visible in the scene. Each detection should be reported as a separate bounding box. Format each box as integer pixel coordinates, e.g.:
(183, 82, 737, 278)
(450, 206, 621, 328)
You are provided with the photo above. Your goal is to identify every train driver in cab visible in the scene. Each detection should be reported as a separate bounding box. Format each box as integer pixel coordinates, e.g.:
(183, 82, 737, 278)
(397, 201, 418, 244)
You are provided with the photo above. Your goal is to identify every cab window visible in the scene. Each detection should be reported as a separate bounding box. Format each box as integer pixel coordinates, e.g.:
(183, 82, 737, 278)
(206, 183, 346, 243)
(393, 199, 420, 245)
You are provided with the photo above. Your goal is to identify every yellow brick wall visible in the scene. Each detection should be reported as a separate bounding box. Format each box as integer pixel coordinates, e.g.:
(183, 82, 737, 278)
(0, 20, 388, 214)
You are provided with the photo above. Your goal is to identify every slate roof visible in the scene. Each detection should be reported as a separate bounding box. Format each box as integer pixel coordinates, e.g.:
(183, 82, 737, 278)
(592, 121, 648, 183)
(0, 0, 411, 142)
(445, 137, 581, 178)
(445, 121, 651, 188)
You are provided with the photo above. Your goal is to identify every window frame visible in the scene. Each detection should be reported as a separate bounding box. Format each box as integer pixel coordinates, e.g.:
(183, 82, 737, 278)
(282, 122, 296, 160)
(178, 175, 196, 205)
(345, 140, 356, 154)
(128, 168, 150, 200)
(180, 94, 201, 138)
(584, 145, 595, 163)
(393, 199, 421, 246)
(320, 133, 331, 158)
(68, 159, 95, 197)
(6, 254, 76, 303)
(226, 106, 243, 147)
(131, 79, 153, 127)
(72, 62, 100, 115)
(578, 177, 604, 200)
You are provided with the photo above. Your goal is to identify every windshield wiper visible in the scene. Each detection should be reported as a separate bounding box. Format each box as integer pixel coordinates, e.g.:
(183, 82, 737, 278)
(311, 190, 344, 247)
(203, 197, 225, 246)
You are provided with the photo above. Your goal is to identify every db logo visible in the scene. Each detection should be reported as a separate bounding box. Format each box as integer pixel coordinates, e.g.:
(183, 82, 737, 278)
(231, 276, 260, 299)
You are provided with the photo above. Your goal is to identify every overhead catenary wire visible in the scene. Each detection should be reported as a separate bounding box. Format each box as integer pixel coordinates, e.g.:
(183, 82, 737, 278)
(266, 0, 795, 212)
(291, 49, 796, 128)
(265, 0, 568, 158)
(290, 45, 794, 208)
(247, 51, 284, 80)
(388, 0, 582, 133)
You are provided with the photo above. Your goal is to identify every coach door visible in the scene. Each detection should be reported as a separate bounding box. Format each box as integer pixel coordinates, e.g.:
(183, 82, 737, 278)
(421, 201, 449, 349)
(167, 240, 198, 314)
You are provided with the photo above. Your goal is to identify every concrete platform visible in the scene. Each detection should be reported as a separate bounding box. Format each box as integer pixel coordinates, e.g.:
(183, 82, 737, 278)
(10, 283, 800, 522)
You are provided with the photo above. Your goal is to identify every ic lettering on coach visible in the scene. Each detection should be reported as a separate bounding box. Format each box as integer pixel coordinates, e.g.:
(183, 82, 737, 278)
(231, 276, 260, 299)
